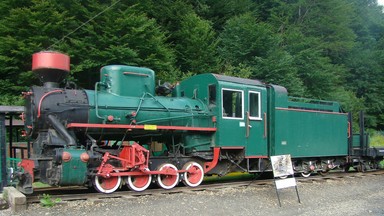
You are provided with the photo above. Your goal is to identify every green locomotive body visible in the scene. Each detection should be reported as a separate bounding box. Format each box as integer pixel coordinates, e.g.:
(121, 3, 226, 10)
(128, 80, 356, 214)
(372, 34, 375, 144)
(15, 51, 383, 194)
(83, 65, 214, 140)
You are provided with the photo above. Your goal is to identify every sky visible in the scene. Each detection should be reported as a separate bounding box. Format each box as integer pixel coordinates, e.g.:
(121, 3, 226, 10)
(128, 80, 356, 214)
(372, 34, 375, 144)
(379, 0, 384, 6)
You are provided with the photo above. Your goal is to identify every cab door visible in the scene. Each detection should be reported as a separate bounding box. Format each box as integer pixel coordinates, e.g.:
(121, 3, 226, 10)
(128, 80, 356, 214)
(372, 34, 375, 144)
(219, 88, 246, 147)
(245, 88, 268, 157)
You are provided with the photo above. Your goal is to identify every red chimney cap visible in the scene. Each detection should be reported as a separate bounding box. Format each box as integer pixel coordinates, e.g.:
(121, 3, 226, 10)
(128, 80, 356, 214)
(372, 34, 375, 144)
(32, 51, 70, 72)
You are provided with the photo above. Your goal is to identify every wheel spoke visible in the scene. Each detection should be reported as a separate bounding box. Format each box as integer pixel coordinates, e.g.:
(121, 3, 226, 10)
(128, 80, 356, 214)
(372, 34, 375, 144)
(182, 161, 204, 187)
(156, 163, 179, 190)
(127, 169, 152, 192)
(93, 171, 121, 194)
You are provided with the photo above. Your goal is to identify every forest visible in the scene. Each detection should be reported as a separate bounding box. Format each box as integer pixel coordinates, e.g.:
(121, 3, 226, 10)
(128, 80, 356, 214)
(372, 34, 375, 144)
(0, 0, 383, 131)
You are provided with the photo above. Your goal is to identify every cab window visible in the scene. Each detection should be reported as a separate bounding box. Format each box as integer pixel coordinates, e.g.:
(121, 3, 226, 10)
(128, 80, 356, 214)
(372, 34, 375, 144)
(249, 91, 261, 120)
(222, 88, 243, 119)
(208, 84, 216, 106)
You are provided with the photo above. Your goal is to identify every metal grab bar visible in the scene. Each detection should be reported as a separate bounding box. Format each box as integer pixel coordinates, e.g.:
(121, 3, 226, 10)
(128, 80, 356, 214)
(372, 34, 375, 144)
(263, 112, 267, 138)
(246, 112, 250, 138)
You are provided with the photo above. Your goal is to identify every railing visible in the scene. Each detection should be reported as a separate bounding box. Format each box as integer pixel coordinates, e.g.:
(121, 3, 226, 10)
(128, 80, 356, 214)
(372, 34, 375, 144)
(6, 157, 22, 185)
(288, 97, 341, 112)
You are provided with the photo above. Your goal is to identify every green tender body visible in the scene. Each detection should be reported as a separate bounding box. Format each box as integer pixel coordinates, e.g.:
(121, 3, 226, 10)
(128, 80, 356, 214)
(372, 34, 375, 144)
(268, 85, 348, 158)
(60, 149, 88, 185)
(273, 109, 348, 157)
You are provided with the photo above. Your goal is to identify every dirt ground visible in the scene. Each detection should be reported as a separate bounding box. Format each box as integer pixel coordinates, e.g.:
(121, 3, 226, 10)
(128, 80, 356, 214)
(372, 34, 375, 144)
(1, 173, 383, 216)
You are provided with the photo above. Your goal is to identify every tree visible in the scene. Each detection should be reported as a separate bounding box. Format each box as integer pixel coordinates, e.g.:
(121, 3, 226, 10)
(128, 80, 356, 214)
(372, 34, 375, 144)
(133, 0, 221, 75)
(1, 0, 384, 130)
(0, 0, 178, 97)
(219, 13, 304, 95)
(174, 13, 219, 74)
(0, 0, 72, 104)
(344, 0, 384, 129)
(193, 0, 256, 31)
(291, 0, 356, 63)
(256, 1, 354, 99)
(286, 33, 347, 98)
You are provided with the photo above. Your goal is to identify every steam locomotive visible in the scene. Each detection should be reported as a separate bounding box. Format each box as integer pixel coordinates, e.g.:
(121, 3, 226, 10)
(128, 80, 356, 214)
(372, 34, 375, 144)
(15, 51, 384, 194)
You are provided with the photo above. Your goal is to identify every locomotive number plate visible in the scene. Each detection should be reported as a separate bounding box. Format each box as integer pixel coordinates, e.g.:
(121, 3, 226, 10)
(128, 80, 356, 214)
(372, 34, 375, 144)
(144, 125, 158, 130)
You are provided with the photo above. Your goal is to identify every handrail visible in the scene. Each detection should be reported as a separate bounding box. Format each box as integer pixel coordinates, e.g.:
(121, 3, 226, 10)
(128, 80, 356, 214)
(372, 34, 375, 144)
(135, 92, 170, 121)
(347, 122, 351, 138)
(246, 111, 250, 138)
(123, 71, 149, 77)
(37, 90, 63, 118)
(94, 82, 106, 121)
(263, 112, 267, 138)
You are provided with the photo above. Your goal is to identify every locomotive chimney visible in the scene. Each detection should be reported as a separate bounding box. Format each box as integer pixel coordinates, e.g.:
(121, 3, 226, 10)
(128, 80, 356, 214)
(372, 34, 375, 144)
(32, 51, 70, 88)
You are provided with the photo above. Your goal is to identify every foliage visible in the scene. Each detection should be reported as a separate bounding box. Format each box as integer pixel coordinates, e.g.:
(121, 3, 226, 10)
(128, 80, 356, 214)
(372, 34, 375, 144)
(344, 0, 384, 129)
(218, 13, 305, 95)
(297, 0, 356, 62)
(0, 0, 69, 92)
(39, 194, 62, 207)
(369, 131, 384, 147)
(222, 63, 253, 78)
(194, 0, 256, 31)
(174, 12, 219, 74)
(0, 0, 384, 130)
(53, 1, 178, 87)
(219, 13, 278, 65)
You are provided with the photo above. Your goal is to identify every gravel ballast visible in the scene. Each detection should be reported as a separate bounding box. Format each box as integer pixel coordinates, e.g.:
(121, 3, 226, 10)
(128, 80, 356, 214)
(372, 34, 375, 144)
(1, 173, 383, 216)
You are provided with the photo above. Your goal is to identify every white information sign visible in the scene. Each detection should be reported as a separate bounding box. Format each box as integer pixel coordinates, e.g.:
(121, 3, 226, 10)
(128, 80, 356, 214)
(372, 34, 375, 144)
(270, 154, 294, 178)
(270, 154, 300, 206)
(274, 177, 297, 189)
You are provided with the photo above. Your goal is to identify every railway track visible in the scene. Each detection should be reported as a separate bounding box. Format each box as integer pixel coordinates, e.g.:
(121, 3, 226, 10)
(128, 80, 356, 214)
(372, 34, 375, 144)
(26, 169, 384, 204)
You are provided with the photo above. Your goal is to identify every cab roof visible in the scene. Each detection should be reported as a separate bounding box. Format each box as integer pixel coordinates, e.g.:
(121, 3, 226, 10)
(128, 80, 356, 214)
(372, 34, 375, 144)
(212, 74, 263, 86)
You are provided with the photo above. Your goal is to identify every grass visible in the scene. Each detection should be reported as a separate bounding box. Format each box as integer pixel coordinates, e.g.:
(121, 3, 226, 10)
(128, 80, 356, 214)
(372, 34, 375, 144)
(202, 171, 274, 183)
(2, 190, 8, 202)
(369, 131, 384, 147)
(204, 172, 255, 183)
(369, 132, 384, 168)
(33, 182, 51, 188)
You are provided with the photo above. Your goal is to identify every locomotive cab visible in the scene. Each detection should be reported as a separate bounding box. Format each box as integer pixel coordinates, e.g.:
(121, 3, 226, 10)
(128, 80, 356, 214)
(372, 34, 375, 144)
(177, 74, 268, 157)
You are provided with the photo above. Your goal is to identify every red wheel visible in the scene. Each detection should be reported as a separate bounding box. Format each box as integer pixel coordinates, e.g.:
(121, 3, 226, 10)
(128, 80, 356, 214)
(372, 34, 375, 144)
(156, 163, 179, 189)
(127, 169, 152, 192)
(93, 171, 121, 194)
(182, 161, 204, 187)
